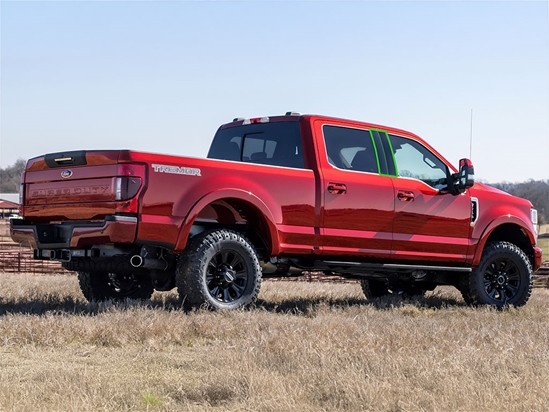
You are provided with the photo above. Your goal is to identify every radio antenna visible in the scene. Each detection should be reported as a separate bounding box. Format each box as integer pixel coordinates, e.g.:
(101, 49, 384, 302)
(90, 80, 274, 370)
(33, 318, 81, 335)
(469, 109, 473, 159)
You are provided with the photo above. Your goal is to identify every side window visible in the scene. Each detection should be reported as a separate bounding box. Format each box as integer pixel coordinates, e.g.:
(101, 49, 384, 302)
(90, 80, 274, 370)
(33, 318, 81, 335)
(323, 125, 379, 173)
(208, 122, 305, 169)
(390, 135, 449, 189)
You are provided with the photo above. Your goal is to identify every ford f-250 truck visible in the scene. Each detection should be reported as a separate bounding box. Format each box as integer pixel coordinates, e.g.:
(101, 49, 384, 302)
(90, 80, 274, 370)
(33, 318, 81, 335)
(11, 112, 542, 309)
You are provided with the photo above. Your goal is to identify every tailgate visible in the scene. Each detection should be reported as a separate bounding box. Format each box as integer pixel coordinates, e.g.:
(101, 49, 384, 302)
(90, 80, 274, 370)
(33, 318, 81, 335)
(22, 150, 145, 221)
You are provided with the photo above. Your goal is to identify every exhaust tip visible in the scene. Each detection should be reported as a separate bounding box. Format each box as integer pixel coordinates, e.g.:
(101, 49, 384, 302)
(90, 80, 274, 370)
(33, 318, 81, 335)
(130, 255, 143, 268)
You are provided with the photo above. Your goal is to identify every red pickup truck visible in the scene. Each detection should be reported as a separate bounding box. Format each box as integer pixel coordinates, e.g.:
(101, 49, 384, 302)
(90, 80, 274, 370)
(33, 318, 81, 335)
(11, 113, 542, 309)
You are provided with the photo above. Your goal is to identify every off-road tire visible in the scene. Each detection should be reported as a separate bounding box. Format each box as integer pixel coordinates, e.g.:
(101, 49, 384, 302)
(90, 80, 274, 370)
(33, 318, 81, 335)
(459, 274, 474, 304)
(77, 271, 154, 302)
(360, 279, 389, 299)
(465, 241, 532, 308)
(176, 229, 262, 311)
(360, 279, 425, 300)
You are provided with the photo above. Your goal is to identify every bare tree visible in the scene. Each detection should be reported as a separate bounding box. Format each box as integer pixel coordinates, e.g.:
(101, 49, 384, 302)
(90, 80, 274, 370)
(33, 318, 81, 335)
(489, 180, 549, 225)
(0, 159, 26, 193)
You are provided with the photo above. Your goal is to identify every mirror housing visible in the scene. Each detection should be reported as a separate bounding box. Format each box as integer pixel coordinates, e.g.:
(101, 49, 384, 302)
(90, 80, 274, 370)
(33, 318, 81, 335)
(455, 158, 475, 194)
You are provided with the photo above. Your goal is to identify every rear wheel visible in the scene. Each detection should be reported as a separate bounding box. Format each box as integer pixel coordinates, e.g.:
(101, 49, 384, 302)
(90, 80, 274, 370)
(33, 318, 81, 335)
(464, 241, 532, 307)
(360, 279, 425, 300)
(77, 271, 154, 302)
(176, 229, 262, 310)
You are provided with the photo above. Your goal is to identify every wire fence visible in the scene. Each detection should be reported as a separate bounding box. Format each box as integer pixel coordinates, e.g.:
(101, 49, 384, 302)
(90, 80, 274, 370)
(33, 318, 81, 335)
(0, 243, 71, 275)
(1, 219, 548, 286)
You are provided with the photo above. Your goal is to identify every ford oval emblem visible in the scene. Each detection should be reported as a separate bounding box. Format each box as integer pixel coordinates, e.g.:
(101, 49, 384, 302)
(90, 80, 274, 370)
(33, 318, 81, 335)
(61, 170, 73, 178)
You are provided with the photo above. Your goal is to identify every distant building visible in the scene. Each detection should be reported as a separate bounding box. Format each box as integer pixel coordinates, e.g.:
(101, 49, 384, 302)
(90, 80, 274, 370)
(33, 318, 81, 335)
(0, 193, 19, 218)
(0, 193, 19, 204)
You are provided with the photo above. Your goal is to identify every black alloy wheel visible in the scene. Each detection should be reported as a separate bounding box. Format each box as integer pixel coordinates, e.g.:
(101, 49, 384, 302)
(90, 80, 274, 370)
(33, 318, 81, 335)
(176, 229, 262, 310)
(206, 249, 249, 303)
(464, 241, 532, 307)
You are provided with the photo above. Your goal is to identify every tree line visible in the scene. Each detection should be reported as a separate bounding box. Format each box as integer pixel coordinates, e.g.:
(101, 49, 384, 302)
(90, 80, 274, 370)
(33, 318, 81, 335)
(0, 159, 26, 193)
(488, 180, 549, 225)
(0, 160, 547, 223)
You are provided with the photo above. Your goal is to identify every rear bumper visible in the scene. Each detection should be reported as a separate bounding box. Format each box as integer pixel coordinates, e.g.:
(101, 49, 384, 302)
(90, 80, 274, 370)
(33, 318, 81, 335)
(10, 215, 138, 249)
(533, 246, 543, 272)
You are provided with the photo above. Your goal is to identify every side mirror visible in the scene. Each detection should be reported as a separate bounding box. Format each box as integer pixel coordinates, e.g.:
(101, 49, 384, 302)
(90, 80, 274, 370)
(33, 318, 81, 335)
(456, 158, 475, 193)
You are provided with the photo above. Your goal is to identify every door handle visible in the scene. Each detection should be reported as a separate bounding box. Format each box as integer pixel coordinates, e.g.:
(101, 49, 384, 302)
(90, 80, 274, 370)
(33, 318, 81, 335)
(397, 190, 415, 202)
(328, 183, 347, 195)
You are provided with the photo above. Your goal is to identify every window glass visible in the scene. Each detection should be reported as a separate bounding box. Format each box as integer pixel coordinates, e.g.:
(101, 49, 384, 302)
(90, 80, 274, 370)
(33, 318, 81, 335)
(208, 122, 305, 169)
(390, 135, 449, 189)
(323, 125, 379, 174)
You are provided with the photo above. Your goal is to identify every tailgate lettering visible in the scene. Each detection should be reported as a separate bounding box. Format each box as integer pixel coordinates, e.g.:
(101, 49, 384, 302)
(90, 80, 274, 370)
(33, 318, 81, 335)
(31, 186, 110, 197)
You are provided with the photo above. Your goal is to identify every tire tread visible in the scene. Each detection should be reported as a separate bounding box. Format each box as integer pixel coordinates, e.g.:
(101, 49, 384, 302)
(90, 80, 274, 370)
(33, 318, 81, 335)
(465, 241, 532, 307)
(176, 229, 262, 310)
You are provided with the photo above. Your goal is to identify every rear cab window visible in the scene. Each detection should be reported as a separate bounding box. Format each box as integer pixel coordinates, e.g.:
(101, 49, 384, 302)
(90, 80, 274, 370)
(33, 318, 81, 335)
(208, 121, 306, 169)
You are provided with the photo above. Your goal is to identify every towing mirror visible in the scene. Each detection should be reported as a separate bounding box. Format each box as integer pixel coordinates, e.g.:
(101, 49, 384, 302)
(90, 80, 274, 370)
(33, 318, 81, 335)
(457, 158, 475, 193)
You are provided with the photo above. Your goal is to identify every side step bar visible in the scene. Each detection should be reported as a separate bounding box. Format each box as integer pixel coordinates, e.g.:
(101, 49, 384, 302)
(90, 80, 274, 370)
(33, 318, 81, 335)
(319, 261, 472, 273)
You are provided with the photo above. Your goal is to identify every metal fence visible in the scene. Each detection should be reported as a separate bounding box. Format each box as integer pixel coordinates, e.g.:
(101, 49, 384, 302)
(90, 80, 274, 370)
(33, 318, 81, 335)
(0, 243, 71, 275)
(1, 219, 548, 286)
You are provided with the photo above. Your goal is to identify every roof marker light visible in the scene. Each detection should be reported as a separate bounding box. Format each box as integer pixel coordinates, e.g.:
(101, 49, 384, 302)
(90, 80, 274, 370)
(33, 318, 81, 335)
(285, 111, 302, 116)
(242, 117, 270, 125)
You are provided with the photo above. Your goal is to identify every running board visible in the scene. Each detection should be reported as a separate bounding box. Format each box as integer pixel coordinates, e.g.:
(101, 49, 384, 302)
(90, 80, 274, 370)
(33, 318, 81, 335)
(319, 261, 472, 273)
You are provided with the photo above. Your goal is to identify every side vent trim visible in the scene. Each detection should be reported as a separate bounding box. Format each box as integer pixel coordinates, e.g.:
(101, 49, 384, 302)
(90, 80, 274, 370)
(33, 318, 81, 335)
(471, 197, 479, 227)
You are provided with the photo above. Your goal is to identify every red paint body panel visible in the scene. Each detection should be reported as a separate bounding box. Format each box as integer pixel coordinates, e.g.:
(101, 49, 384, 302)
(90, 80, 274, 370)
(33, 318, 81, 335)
(11, 219, 136, 249)
(12, 114, 540, 272)
(120, 150, 317, 253)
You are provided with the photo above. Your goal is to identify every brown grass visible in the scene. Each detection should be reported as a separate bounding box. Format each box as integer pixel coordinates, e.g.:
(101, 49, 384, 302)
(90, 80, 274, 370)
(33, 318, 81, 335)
(0, 274, 549, 411)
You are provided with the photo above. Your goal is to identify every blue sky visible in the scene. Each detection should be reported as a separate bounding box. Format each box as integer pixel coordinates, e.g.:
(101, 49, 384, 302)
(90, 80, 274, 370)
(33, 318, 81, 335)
(1, 0, 548, 182)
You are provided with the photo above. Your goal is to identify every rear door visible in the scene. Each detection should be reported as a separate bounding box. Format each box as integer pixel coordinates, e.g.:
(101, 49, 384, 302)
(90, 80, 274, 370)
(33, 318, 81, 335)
(316, 121, 395, 259)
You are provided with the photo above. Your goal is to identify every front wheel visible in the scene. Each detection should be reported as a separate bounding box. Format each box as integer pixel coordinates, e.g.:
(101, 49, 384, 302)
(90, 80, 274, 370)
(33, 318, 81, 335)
(176, 229, 262, 310)
(464, 241, 533, 307)
(360, 279, 425, 300)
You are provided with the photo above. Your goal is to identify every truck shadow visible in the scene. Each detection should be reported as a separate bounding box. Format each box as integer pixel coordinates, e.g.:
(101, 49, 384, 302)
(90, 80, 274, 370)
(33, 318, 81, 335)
(255, 293, 467, 314)
(0, 293, 467, 316)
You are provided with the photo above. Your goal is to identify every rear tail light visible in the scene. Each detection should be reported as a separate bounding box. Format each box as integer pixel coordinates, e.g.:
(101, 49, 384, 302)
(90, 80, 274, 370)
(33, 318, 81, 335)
(115, 176, 142, 201)
(114, 164, 145, 213)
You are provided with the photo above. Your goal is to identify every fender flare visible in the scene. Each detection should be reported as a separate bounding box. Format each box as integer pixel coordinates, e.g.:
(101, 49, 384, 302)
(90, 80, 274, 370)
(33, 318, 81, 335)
(173, 188, 280, 254)
(472, 215, 535, 266)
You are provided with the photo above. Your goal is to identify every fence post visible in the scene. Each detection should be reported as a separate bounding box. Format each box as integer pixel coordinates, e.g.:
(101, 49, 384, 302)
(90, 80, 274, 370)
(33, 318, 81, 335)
(17, 252, 21, 272)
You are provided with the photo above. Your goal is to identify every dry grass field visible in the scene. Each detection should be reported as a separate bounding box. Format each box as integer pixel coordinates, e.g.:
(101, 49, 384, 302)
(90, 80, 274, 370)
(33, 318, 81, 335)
(538, 224, 549, 258)
(538, 237, 549, 259)
(0, 274, 549, 411)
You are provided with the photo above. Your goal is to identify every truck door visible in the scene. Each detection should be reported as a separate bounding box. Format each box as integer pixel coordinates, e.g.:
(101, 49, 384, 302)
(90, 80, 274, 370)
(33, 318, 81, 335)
(316, 122, 395, 259)
(389, 134, 471, 264)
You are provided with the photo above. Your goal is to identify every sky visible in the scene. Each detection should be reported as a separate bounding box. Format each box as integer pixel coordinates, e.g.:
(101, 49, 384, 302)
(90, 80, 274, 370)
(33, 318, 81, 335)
(1, 0, 548, 183)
